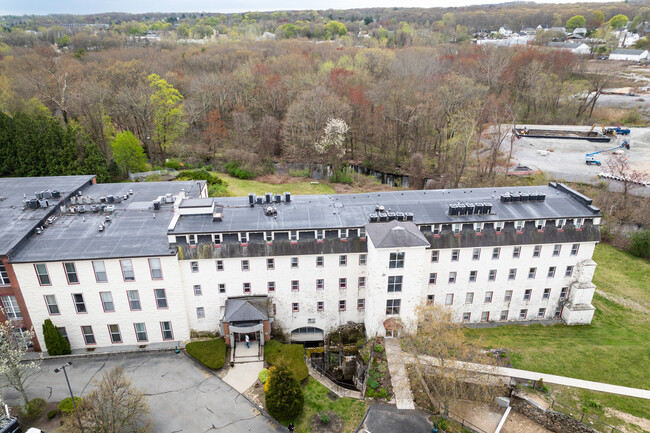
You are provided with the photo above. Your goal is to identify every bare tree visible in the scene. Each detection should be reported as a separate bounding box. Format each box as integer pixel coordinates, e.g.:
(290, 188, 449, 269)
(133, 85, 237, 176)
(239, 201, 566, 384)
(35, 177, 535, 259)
(258, 115, 281, 159)
(409, 152, 426, 189)
(603, 154, 650, 224)
(60, 366, 152, 433)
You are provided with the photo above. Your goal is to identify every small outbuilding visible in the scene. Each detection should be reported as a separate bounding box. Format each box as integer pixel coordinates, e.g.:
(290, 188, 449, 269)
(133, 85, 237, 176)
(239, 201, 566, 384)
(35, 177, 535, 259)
(609, 48, 650, 62)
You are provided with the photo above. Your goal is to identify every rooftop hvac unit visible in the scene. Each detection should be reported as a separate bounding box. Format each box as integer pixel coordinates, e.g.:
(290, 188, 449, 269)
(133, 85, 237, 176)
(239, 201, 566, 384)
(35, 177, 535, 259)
(35, 191, 44, 199)
(128, 189, 134, 195)
(70, 196, 77, 205)
(500, 193, 511, 203)
(378, 212, 388, 222)
(369, 213, 379, 222)
(249, 193, 256, 206)
(106, 195, 115, 203)
(458, 203, 467, 215)
(528, 192, 538, 201)
(474, 203, 484, 215)
(449, 204, 459, 216)
(43, 190, 52, 199)
(396, 212, 405, 221)
(378, 205, 385, 212)
(114, 195, 122, 203)
(122, 194, 129, 201)
(387, 212, 396, 221)
(284, 191, 291, 203)
(98, 224, 105, 232)
(39, 199, 49, 208)
(77, 205, 86, 213)
(484, 203, 493, 214)
(99, 196, 106, 203)
(28, 199, 39, 209)
(152, 200, 160, 211)
(90, 205, 98, 213)
(265, 206, 277, 216)
(265, 192, 272, 204)
(165, 193, 173, 203)
(274, 194, 281, 203)
(520, 192, 529, 202)
(405, 212, 414, 221)
(60, 205, 66, 213)
(256, 196, 263, 205)
(511, 193, 521, 202)
(213, 212, 223, 222)
(106, 205, 115, 213)
(99, 204, 106, 212)
(466, 203, 475, 215)
(105, 215, 112, 222)
(537, 193, 546, 201)
(52, 190, 61, 198)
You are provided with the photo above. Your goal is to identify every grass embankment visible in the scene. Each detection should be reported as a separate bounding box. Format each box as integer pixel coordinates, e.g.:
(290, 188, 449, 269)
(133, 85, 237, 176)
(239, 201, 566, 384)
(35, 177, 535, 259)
(213, 172, 335, 196)
(185, 338, 227, 370)
(466, 244, 650, 421)
(264, 340, 309, 382)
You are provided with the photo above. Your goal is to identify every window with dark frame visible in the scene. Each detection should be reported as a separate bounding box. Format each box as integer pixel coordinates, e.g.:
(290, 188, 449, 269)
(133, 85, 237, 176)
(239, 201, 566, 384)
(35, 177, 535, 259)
(316, 279, 324, 290)
(121, 260, 135, 281)
(429, 273, 437, 284)
(291, 257, 299, 268)
(339, 300, 346, 311)
(243, 283, 251, 293)
(387, 276, 403, 292)
(191, 261, 199, 272)
(197, 307, 205, 318)
(389, 252, 405, 268)
(100, 292, 115, 312)
(216, 260, 224, 271)
(316, 256, 324, 267)
(317, 301, 324, 311)
(73, 293, 86, 313)
(154, 289, 168, 309)
(242, 260, 250, 271)
(108, 324, 122, 343)
(194, 285, 202, 296)
(291, 280, 299, 291)
(82, 325, 95, 344)
(268, 282, 275, 292)
(127, 290, 141, 310)
(0, 264, 9, 285)
(35, 264, 50, 285)
(292, 302, 299, 312)
(219, 283, 226, 294)
(339, 278, 347, 289)
(93, 261, 108, 283)
(267, 258, 274, 270)
(469, 270, 477, 282)
(528, 267, 536, 279)
(386, 299, 401, 314)
(45, 295, 59, 315)
(64, 262, 79, 284)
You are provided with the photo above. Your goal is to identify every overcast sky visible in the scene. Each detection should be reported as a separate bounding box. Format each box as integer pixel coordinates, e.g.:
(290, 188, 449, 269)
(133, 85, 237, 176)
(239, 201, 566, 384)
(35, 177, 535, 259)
(2, 0, 615, 16)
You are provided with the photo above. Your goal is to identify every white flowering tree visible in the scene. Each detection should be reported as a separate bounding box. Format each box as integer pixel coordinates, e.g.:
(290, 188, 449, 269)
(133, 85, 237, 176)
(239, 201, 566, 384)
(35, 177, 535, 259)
(315, 118, 349, 175)
(0, 308, 41, 406)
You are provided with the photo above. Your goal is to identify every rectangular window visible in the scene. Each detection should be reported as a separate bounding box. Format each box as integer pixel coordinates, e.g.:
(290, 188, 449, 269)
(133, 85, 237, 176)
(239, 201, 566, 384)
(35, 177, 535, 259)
(538, 308, 546, 318)
(543, 288, 551, 300)
(240, 233, 248, 243)
(197, 307, 205, 318)
(121, 259, 135, 281)
(565, 266, 574, 277)
(359, 227, 366, 238)
(292, 303, 299, 312)
(154, 289, 168, 309)
(358, 277, 366, 288)
(219, 284, 226, 294)
(547, 267, 556, 278)
(488, 269, 497, 281)
(267, 281, 275, 292)
(481, 311, 489, 322)
(555, 307, 563, 317)
(339, 229, 347, 239)
(149, 258, 163, 280)
(556, 219, 565, 228)
(127, 290, 141, 310)
(214, 234, 222, 244)
(58, 327, 69, 342)
(389, 252, 405, 268)
(386, 299, 401, 315)
(1, 296, 22, 319)
(431, 251, 439, 262)
(500, 310, 509, 321)
(317, 301, 324, 311)
(190, 261, 199, 273)
(316, 279, 324, 290)
(291, 280, 299, 291)
(267, 258, 274, 270)
(519, 309, 528, 319)
(216, 260, 224, 271)
(451, 249, 460, 261)
(339, 255, 347, 266)
(515, 221, 523, 231)
(571, 244, 579, 256)
(359, 254, 367, 265)
(242, 283, 251, 294)
(339, 300, 346, 311)
(463, 312, 471, 321)
(265, 232, 273, 242)
(241, 260, 249, 271)
(427, 295, 435, 304)
(291, 257, 299, 268)
(575, 218, 583, 229)
(524, 289, 532, 301)
(72, 293, 86, 313)
(513, 246, 521, 259)
(474, 222, 482, 233)
(160, 321, 173, 340)
(316, 230, 324, 240)
(465, 292, 474, 304)
(45, 295, 59, 315)
(82, 325, 96, 345)
(35, 263, 51, 285)
(290, 230, 298, 241)
(453, 223, 461, 234)
(316, 256, 324, 267)
(358, 299, 365, 310)
(64, 262, 79, 284)
(508, 269, 516, 280)
(528, 267, 537, 279)
(134, 323, 147, 342)
(0, 264, 9, 285)
(472, 248, 480, 260)
(339, 278, 347, 289)
(469, 270, 477, 283)
(387, 276, 403, 292)
(536, 219, 544, 230)
(492, 248, 500, 260)
(448, 272, 457, 284)
(429, 273, 437, 284)
(553, 245, 561, 257)
(560, 287, 568, 299)
(93, 261, 108, 283)
(100, 292, 115, 312)
(504, 290, 513, 302)
(445, 294, 454, 305)
(533, 245, 542, 258)
(485, 291, 493, 303)
(108, 324, 122, 343)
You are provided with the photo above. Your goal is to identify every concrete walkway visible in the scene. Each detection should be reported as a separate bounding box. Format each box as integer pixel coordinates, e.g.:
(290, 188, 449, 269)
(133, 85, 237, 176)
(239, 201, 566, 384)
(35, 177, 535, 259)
(223, 360, 265, 393)
(384, 338, 415, 410)
(305, 362, 362, 399)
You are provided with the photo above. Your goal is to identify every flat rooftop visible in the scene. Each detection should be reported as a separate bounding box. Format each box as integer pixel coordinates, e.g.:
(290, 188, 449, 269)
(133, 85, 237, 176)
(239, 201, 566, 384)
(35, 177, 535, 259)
(0, 175, 95, 256)
(10, 180, 205, 263)
(170, 183, 600, 234)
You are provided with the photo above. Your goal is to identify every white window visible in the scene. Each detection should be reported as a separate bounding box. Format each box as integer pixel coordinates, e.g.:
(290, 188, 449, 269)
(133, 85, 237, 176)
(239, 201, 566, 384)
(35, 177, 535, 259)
(290, 230, 298, 241)
(429, 273, 437, 284)
(513, 246, 521, 258)
(194, 285, 202, 296)
(387, 276, 403, 292)
(35, 263, 51, 285)
(508, 269, 516, 280)
(127, 290, 141, 310)
(108, 324, 122, 343)
(160, 321, 173, 340)
(500, 310, 508, 321)
(543, 288, 551, 300)
(481, 311, 489, 322)
(100, 292, 115, 312)
(267, 258, 274, 270)
(339, 300, 346, 311)
(134, 323, 147, 342)
(292, 303, 299, 312)
(524, 289, 532, 301)
(58, 327, 68, 342)
(386, 299, 401, 314)
(82, 326, 96, 345)
(268, 282, 275, 292)
(1, 296, 22, 319)
(213, 234, 222, 244)
(265, 232, 273, 242)
(291, 257, 299, 268)
(0, 264, 9, 285)
(339, 229, 347, 239)
(219, 284, 226, 293)
(504, 290, 513, 302)
(555, 307, 563, 317)
(317, 301, 324, 311)
(358, 299, 365, 310)
(431, 250, 439, 262)
(448, 272, 457, 284)
(463, 312, 471, 321)
(316, 256, 324, 267)
(339, 278, 347, 289)
(241, 260, 250, 271)
(191, 261, 199, 272)
(339, 255, 347, 266)
(240, 232, 248, 243)
(472, 248, 481, 260)
(359, 254, 367, 265)
(488, 269, 497, 281)
(528, 268, 536, 279)
(519, 309, 528, 319)
(189, 235, 196, 246)
(536, 220, 544, 230)
(316, 279, 324, 290)
(538, 308, 546, 318)
(533, 245, 542, 258)
(45, 295, 59, 315)
(495, 222, 503, 232)
(469, 270, 477, 282)
(570, 244, 579, 256)
(548, 267, 556, 278)
(64, 262, 79, 284)
(93, 261, 108, 283)
(72, 293, 86, 313)
(492, 248, 500, 259)
(358, 277, 366, 288)
(243, 283, 251, 293)
(445, 294, 454, 305)
(453, 223, 461, 234)
(575, 218, 583, 229)
(216, 260, 224, 271)
(197, 307, 205, 318)
(553, 245, 561, 257)
(149, 258, 163, 280)
(474, 223, 482, 233)
(389, 252, 405, 269)
(560, 287, 568, 299)
(515, 221, 523, 231)
(433, 224, 440, 235)
(556, 219, 564, 228)
(465, 293, 474, 304)
(291, 280, 299, 291)
(359, 227, 366, 238)
(155, 289, 168, 309)
(565, 266, 574, 277)
(316, 230, 324, 240)
(451, 250, 460, 261)
(121, 259, 135, 281)
(485, 291, 493, 303)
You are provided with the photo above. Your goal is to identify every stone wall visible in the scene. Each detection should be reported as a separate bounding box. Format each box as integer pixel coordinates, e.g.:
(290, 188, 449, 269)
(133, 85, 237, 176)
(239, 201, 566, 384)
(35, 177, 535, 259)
(510, 392, 598, 433)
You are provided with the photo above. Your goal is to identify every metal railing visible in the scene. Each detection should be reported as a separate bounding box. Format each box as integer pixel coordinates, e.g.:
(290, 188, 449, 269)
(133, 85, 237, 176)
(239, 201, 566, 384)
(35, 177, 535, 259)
(442, 411, 489, 433)
(305, 356, 360, 392)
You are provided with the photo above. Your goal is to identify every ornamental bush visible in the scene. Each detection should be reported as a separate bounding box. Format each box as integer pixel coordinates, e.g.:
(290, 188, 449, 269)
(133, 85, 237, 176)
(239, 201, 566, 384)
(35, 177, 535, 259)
(42, 319, 71, 356)
(20, 398, 47, 419)
(265, 363, 304, 422)
(58, 397, 82, 414)
(259, 368, 269, 384)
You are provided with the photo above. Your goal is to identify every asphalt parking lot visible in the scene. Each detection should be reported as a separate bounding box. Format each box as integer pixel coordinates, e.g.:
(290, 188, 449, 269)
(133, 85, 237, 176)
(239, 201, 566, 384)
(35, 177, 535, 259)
(2, 351, 280, 433)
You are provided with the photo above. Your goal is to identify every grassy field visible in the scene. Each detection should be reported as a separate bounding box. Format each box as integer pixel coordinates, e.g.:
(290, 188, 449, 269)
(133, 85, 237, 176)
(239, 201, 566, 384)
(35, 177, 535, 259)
(466, 244, 650, 421)
(289, 378, 368, 433)
(213, 172, 335, 196)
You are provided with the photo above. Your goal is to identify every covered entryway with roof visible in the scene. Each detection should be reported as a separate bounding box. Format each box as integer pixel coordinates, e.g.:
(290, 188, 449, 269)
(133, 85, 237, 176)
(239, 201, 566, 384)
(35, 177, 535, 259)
(222, 297, 271, 364)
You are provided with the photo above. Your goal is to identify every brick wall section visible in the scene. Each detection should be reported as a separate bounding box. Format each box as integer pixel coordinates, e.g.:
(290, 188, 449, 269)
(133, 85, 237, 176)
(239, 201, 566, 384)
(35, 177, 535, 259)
(263, 319, 270, 342)
(510, 391, 598, 433)
(223, 322, 230, 345)
(0, 256, 40, 351)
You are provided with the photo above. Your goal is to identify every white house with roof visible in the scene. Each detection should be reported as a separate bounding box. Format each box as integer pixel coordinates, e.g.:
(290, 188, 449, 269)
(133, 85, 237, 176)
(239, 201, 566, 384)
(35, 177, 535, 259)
(609, 48, 650, 61)
(547, 42, 591, 55)
(498, 26, 512, 37)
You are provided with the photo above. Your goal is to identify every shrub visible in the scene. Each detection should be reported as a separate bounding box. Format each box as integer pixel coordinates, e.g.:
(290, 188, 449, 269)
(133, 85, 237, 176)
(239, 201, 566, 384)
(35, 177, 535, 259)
(319, 413, 331, 424)
(623, 109, 642, 125)
(259, 368, 269, 384)
(264, 340, 308, 383)
(47, 409, 58, 419)
(628, 230, 650, 259)
(373, 344, 384, 354)
(58, 397, 82, 414)
(289, 168, 309, 178)
(366, 377, 379, 390)
(20, 398, 47, 419)
(208, 183, 232, 197)
(165, 158, 182, 170)
(185, 338, 227, 370)
(42, 318, 71, 356)
(265, 364, 304, 421)
(329, 168, 353, 184)
(224, 161, 255, 179)
(377, 388, 388, 399)
(176, 168, 225, 186)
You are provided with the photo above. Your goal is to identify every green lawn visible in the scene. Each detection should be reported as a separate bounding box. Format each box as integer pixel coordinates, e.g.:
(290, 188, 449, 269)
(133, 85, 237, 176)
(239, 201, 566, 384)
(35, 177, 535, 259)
(213, 172, 335, 197)
(466, 244, 650, 420)
(185, 338, 227, 370)
(290, 378, 368, 433)
(264, 340, 309, 383)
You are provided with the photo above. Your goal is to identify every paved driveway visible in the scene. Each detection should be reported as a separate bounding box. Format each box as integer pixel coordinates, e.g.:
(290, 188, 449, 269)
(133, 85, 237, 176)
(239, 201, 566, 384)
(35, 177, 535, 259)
(2, 351, 281, 433)
(359, 404, 432, 433)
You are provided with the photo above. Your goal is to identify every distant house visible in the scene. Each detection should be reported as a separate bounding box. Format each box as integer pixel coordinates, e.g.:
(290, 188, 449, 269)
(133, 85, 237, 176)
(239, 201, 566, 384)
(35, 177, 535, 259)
(573, 28, 587, 36)
(547, 42, 591, 55)
(566, 34, 585, 41)
(262, 32, 277, 40)
(549, 26, 567, 34)
(521, 27, 536, 35)
(499, 25, 512, 37)
(609, 48, 650, 62)
(477, 35, 533, 47)
(618, 32, 640, 47)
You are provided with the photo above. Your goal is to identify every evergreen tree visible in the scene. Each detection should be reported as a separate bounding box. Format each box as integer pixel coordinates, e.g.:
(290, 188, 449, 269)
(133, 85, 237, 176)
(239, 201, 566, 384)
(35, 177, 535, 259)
(42, 319, 71, 356)
(265, 363, 304, 421)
